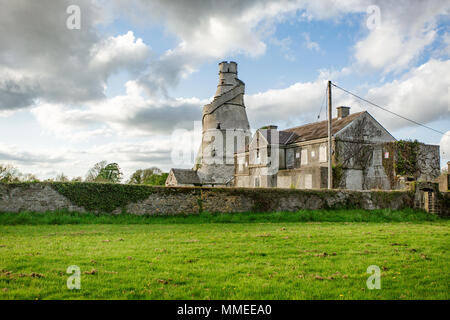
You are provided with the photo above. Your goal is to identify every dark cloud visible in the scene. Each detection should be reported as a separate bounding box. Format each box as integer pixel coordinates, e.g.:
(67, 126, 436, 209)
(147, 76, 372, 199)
(0, 0, 151, 110)
(118, 100, 202, 134)
(0, 149, 66, 165)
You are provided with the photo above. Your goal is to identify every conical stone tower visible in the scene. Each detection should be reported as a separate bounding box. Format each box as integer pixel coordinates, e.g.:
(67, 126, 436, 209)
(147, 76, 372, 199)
(195, 61, 251, 185)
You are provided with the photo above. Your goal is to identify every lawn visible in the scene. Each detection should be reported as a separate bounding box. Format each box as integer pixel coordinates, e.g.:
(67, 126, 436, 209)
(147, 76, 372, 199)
(0, 210, 448, 300)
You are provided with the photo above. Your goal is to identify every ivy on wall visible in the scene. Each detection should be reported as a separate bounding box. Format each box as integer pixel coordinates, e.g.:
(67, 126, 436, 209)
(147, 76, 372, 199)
(332, 163, 344, 189)
(382, 142, 396, 189)
(395, 140, 420, 177)
(50, 182, 156, 213)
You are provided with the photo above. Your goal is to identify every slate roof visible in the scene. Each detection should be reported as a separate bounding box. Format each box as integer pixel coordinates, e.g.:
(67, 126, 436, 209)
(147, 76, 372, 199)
(170, 168, 201, 185)
(259, 129, 297, 145)
(282, 111, 365, 143)
(257, 112, 365, 146)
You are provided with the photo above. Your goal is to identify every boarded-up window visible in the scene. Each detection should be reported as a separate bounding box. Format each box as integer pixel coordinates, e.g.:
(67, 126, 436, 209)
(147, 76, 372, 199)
(238, 156, 244, 172)
(319, 145, 327, 163)
(373, 149, 382, 166)
(304, 174, 312, 189)
(301, 149, 308, 165)
(286, 148, 295, 169)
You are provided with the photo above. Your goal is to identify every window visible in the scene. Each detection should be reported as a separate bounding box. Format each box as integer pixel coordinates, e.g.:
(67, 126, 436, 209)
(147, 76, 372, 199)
(373, 149, 382, 166)
(304, 174, 313, 189)
(301, 149, 308, 165)
(286, 148, 295, 169)
(319, 145, 327, 163)
(255, 177, 260, 187)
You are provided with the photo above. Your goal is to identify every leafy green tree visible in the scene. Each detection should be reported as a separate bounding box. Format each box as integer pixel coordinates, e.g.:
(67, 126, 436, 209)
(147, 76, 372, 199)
(97, 163, 123, 183)
(128, 167, 161, 184)
(144, 173, 168, 185)
(127, 167, 168, 185)
(85, 161, 122, 183)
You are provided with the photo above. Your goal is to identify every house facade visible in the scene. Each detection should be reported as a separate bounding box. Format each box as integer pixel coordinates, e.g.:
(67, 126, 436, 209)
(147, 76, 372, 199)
(234, 107, 441, 190)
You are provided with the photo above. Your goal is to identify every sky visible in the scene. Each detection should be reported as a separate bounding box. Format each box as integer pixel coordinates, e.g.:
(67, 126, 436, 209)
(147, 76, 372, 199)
(0, 0, 449, 181)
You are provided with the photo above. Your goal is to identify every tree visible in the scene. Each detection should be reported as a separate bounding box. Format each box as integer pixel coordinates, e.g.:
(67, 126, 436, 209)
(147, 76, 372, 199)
(85, 161, 122, 183)
(97, 163, 123, 183)
(144, 172, 168, 185)
(0, 164, 20, 183)
(128, 167, 160, 184)
(86, 160, 122, 183)
(85, 161, 107, 182)
(21, 173, 40, 182)
(127, 167, 168, 185)
(55, 173, 69, 182)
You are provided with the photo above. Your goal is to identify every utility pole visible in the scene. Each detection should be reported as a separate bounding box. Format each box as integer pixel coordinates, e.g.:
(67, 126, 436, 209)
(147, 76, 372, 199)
(327, 80, 333, 189)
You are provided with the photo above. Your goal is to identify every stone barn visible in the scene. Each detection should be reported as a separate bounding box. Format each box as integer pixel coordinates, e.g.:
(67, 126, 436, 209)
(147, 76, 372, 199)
(166, 169, 202, 187)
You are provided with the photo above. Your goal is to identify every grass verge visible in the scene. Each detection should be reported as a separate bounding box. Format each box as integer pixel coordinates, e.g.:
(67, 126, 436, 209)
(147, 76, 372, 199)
(0, 209, 443, 225)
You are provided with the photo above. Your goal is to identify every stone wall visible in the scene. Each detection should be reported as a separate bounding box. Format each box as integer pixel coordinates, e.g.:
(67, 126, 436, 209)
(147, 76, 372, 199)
(0, 183, 86, 213)
(416, 144, 441, 181)
(0, 182, 426, 215)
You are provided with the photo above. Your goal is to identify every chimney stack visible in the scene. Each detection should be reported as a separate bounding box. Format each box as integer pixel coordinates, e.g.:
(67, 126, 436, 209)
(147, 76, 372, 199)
(337, 106, 350, 119)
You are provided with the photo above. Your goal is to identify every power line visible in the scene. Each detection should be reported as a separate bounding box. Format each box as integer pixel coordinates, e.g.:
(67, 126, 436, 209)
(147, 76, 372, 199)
(331, 82, 448, 136)
(316, 84, 327, 121)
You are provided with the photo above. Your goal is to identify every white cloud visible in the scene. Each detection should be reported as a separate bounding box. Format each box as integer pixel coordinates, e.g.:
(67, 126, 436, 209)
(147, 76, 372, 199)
(364, 59, 450, 129)
(0, 143, 67, 166)
(30, 81, 208, 140)
(440, 131, 450, 167)
(244, 59, 450, 134)
(354, 20, 436, 74)
(0, 138, 177, 181)
(89, 31, 151, 75)
(303, 33, 321, 52)
(353, 0, 450, 74)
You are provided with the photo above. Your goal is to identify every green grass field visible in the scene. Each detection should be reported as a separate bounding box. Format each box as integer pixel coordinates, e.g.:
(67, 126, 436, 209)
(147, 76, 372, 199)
(0, 210, 448, 300)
